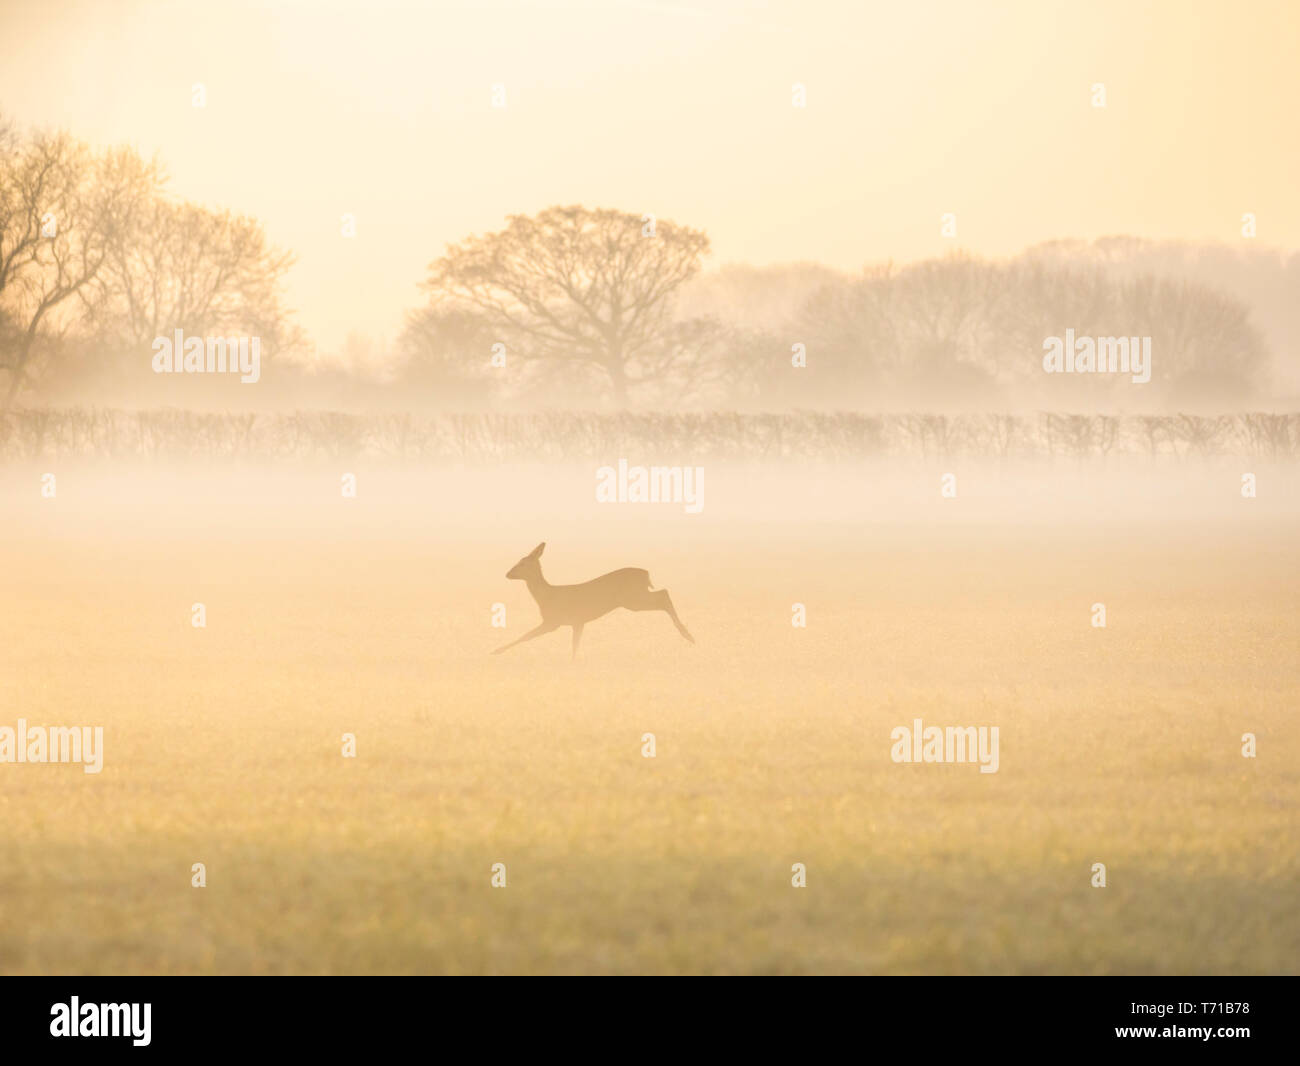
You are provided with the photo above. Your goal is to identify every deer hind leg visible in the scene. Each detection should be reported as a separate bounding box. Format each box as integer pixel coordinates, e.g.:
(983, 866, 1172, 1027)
(491, 621, 558, 654)
(632, 587, 694, 644)
(571, 623, 584, 659)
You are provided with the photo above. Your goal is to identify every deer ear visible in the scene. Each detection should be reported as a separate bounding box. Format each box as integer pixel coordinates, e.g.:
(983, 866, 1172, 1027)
(531, 542, 546, 558)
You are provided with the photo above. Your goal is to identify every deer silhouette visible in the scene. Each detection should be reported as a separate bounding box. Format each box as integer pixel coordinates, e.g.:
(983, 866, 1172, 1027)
(492, 542, 694, 657)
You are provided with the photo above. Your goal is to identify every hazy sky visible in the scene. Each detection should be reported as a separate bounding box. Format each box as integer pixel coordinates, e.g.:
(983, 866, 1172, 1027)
(2, 0, 1296, 359)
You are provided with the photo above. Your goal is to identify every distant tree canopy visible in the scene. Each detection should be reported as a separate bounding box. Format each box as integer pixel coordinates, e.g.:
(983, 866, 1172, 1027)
(409, 220, 1276, 411)
(420, 206, 713, 405)
(737, 253, 1271, 410)
(0, 115, 298, 407)
(394, 306, 499, 409)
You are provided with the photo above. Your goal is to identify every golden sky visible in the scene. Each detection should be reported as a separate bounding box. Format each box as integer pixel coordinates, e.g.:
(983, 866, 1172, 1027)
(2, 0, 1296, 356)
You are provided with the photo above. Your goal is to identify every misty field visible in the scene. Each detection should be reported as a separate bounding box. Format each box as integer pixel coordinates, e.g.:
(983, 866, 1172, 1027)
(1, 463, 1297, 975)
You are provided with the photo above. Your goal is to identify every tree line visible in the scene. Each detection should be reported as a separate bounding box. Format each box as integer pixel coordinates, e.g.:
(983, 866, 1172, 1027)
(3, 408, 1295, 463)
(1, 118, 1282, 412)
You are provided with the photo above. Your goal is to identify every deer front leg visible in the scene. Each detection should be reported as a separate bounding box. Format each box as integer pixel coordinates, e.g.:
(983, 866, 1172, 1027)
(491, 621, 557, 654)
(571, 623, 584, 659)
(655, 589, 694, 643)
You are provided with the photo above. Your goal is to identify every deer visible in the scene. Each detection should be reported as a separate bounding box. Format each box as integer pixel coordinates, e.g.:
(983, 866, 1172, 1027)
(492, 542, 694, 657)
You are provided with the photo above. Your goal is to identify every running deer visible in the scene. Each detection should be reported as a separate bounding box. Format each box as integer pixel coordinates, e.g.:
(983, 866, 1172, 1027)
(492, 542, 694, 657)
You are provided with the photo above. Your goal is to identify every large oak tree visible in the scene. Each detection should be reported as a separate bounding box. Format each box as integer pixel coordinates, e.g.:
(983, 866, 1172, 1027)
(421, 206, 711, 405)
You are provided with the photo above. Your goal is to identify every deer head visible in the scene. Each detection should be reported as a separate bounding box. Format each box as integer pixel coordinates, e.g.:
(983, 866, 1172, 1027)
(506, 542, 545, 580)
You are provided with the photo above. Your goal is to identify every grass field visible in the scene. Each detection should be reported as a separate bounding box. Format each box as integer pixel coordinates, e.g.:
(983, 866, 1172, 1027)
(1, 463, 1297, 974)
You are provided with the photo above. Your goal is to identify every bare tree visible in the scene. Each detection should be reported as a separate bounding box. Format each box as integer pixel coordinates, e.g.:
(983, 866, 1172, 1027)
(96, 198, 297, 352)
(2, 118, 297, 405)
(0, 127, 161, 406)
(421, 206, 711, 406)
(891, 254, 1004, 366)
(1113, 275, 1267, 401)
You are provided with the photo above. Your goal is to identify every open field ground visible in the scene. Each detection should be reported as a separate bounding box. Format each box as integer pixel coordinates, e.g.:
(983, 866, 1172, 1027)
(1, 463, 1296, 974)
